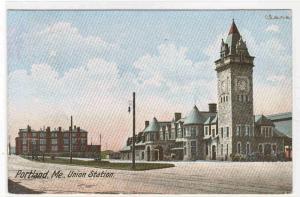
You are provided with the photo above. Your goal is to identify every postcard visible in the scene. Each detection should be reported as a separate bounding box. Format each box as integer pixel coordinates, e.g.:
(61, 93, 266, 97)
(6, 4, 293, 195)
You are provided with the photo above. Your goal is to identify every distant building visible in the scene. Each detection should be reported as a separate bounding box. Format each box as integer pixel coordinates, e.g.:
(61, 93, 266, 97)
(120, 20, 292, 161)
(15, 125, 100, 158)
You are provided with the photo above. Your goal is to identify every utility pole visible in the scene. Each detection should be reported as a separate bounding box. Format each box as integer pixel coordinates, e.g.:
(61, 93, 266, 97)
(8, 135, 11, 155)
(132, 92, 136, 170)
(99, 133, 102, 161)
(70, 116, 73, 164)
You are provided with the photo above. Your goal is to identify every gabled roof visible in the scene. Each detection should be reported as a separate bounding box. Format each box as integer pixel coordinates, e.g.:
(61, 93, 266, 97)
(211, 116, 218, 124)
(255, 115, 274, 126)
(144, 117, 160, 132)
(183, 105, 206, 125)
(204, 116, 214, 125)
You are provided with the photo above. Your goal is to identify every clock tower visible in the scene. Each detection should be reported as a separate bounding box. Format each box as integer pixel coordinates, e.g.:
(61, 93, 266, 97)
(215, 20, 255, 160)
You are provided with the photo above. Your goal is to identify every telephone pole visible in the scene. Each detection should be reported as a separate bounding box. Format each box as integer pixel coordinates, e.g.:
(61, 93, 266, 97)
(70, 116, 73, 164)
(132, 92, 136, 170)
(99, 133, 102, 161)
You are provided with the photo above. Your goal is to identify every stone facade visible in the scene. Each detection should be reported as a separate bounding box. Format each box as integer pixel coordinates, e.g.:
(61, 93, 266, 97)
(120, 20, 292, 161)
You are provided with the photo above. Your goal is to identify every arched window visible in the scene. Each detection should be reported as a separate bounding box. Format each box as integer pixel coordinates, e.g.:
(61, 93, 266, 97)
(237, 142, 241, 154)
(246, 142, 250, 155)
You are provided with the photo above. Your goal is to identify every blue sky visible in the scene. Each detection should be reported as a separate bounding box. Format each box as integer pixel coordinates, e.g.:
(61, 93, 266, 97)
(7, 10, 292, 149)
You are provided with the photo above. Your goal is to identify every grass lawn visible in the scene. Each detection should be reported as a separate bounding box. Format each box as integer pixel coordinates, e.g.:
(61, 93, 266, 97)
(21, 156, 175, 171)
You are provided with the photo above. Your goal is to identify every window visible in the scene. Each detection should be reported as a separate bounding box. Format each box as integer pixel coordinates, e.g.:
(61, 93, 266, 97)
(40, 132, 46, 138)
(183, 142, 187, 155)
(63, 139, 69, 144)
(226, 96, 228, 102)
(265, 128, 269, 137)
(63, 132, 69, 137)
(165, 132, 169, 140)
(236, 126, 241, 136)
(258, 144, 263, 153)
(51, 146, 58, 151)
(32, 133, 37, 138)
(72, 133, 77, 137)
(226, 127, 229, 137)
(160, 132, 164, 140)
(22, 139, 27, 145)
(40, 139, 46, 145)
(246, 143, 250, 155)
(22, 133, 27, 137)
(64, 146, 69, 151)
(272, 144, 277, 154)
(245, 125, 250, 136)
(191, 127, 196, 138)
(81, 138, 86, 144)
(51, 132, 57, 138)
(81, 133, 86, 137)
(212, 129, 215, 137)
(221, 127, 223, 138)
(216, 128, 218, 135)
(40, 146, 46, 152)
(185, 127, 191, 137)
(209, 128, 211, 136)
(191, 141, 196, 155)
(237, 142, 241, 154)
(51, 139, 57, 145)
(205, 127, 208, 135)
(23, 145, 27, 151)
(32, 140, 37, 145)
(221, 144, 223, 155)
(226, 144, 229, 156)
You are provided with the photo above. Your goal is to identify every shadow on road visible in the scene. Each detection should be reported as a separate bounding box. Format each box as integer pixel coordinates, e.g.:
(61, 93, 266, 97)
(8, 179, 44, 194)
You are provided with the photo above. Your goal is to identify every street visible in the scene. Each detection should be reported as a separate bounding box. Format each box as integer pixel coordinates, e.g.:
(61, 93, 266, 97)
(8, 155, 292, 194)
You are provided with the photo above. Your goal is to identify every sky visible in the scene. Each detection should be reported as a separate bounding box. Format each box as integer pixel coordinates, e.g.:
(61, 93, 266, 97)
(7, 10, 292, 150)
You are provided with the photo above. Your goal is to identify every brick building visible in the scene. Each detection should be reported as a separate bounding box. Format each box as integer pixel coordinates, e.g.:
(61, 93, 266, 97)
(15, 125, 100, 158)
(120, 20, 292, 161)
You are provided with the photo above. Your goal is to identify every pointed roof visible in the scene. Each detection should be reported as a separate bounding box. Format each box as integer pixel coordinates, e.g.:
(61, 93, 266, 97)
(183, 105, 206, 125)
(144, 117, 160, 132)
(228, 19, 240, 35)
(226, 19, 241, 54)
(255, 115, 274, 126)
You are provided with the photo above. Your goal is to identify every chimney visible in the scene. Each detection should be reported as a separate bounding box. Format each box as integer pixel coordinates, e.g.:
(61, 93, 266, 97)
(175, 113, 181, 122)
(46, 126, 50, 132)
(145, 121, 149, 128)
(208, 103, 217, 113)
(27, 125, 31, 132)
(77, 127, 80, 132)
(58, 127, 62, 132)
(69, 126, 72, 132)
(74, 125, 76, 130)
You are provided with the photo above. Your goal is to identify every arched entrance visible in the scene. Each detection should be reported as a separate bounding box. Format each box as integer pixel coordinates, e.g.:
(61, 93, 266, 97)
(146, 146, 151, 161)
(212, 145, 216, 160)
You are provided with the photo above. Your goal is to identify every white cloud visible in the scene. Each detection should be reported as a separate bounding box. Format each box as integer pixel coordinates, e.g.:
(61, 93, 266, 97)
(266, 24, 280, 32)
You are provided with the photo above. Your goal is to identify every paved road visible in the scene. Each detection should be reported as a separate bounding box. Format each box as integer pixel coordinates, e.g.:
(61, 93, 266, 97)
(8, 155, 292, 194)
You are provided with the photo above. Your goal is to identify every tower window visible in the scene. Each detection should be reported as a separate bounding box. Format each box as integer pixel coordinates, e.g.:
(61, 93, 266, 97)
(226, 127, 229, 137)
(236, 126, 241, 136)
(226, 95, 228, 102)
(221, 127, 223, 138)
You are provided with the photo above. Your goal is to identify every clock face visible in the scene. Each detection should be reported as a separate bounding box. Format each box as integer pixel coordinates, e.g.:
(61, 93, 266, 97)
(221, 80, 227, 93)
(237, 78, 248, 92)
